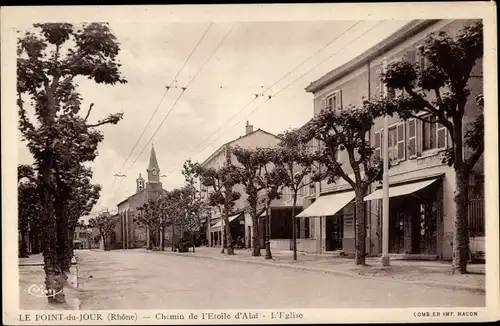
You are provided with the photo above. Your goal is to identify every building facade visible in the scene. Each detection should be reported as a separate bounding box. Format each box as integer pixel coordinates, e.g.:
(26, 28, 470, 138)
(200, 122, 302, 250)
(296, 19, 484, 260)
(112, 146, 169, 249)
(73, 220, 90, 250)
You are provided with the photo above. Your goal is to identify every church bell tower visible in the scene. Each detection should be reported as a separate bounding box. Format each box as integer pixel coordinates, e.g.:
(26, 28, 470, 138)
(136, 173, 145, 193)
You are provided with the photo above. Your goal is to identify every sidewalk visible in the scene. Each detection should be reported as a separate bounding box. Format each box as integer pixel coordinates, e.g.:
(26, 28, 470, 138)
(151, 246, 486, 294)
(19, 254, 81, 310)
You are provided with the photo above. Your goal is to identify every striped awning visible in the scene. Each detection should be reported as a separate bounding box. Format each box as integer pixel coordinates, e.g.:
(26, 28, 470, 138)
(211, 213, 242, 232)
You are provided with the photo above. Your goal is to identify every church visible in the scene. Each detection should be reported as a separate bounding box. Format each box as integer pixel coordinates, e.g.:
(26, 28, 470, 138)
(112, 145, 168, 249)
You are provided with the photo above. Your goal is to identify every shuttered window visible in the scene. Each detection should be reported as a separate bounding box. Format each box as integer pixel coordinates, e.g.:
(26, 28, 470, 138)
(382, 59, 388, 97)
(396, 123, 406, 160)
(416, 45, 427, 73)
(375, 123, 405, 162)
(422, 115, 448, 152)
(407, 118, 417, 158)
(374, 131, 381, 160)
(437, 124, 447, 149)
(376, 69, 383, 98)
(325, 90, 342, 111)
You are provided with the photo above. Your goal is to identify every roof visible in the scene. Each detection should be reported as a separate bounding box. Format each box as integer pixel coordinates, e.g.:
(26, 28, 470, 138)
(305, 20, 441, 93)
(148, 145, 160, 171)
(200, 128, 278, 166)
(116, 188, 168, 207)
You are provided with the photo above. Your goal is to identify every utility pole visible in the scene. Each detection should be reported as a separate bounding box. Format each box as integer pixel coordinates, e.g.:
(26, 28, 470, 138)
(381, 57, 390, 267)
(264, 178, 272, 260)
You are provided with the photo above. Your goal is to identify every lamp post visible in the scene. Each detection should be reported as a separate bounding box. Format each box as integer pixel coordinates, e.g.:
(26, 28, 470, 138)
(381, 57, 390, 267)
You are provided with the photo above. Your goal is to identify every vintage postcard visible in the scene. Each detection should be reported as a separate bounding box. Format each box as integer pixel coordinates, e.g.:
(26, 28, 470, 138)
(2, 2, 499, 325)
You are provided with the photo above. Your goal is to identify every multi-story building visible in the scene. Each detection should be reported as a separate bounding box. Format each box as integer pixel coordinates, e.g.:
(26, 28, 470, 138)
(200, 122, 303, 250)
(297, 19, 484, 260)
(73, 220, 90, 249)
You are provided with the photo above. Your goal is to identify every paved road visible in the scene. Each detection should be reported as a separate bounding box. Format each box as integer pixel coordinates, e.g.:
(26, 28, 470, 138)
(76, 249, 484, 310)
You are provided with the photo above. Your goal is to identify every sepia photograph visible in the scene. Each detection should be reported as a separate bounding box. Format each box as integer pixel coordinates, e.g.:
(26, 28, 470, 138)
(2, 3, 498, 325)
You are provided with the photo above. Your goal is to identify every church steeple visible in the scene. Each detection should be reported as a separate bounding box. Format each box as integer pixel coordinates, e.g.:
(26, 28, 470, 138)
(147, 145, 160, 183)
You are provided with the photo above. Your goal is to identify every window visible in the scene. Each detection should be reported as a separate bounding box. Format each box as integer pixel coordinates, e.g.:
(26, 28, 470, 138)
(376, 69, 383, 98)
(387, 87, 396, 99)
(422, 115, 447, 152)
(374, 122, 405, 162)
(416, 45, 427, 73)
(387, 127, 397, 161)
(407, 118, 417, 158)
(325, 90, 342, 111)
(374, 131, 381, 159)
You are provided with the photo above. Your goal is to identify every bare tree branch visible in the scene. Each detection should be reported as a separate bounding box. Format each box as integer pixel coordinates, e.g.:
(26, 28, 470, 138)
(84, 103, 95, 121)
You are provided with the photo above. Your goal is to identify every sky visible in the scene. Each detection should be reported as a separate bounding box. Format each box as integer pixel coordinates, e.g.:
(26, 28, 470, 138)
(16, 19, 411, 218)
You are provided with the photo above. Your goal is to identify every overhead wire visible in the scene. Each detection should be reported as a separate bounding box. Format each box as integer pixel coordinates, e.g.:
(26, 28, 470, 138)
(183, 21, 363, 158)
(109, 22, 236, 203)
(188, 20, 385, 161)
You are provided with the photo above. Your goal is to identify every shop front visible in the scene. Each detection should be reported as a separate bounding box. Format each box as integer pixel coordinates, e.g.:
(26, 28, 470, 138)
(296, 190, 355, 253)
(364, 176, 443, 259)
(210, 213, 245, 247)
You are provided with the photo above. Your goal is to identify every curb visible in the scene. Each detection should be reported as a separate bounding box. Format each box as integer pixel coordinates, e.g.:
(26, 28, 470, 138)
(152, 250, 485, 294)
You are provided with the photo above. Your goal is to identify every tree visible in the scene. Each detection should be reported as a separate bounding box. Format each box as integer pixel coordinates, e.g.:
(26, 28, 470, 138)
(17, 22, 126, 303)
(18, 164, 41, 258)
(136, 198, 170, 251)
(54, 164, 101, 272)
(364, 21, 483, 273)
(232, 146, 288, 258)
(303, 105, 385, 265)
(259, 149, 289, 259)
(89, 213, 118, 251)
(181, 161, 209, 244)
(273, 129, 322, 261)
(232, 147, 269, 257)
(192, 151, 241, 255)
(164, 185, 206, 252)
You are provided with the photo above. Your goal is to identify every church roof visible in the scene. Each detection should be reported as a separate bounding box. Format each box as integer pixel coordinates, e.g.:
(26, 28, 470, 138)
(148, 145, 160, 171)
(116, 188, 168, 207)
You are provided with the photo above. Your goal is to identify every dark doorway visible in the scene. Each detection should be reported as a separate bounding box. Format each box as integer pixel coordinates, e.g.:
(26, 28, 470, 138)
(387, 182, 440, 255)
(325, 214, 343, 251)
(247, 226, 251, 248)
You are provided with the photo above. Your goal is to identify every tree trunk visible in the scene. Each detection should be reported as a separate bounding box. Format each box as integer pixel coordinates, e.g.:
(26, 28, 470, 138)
(292, 194, 298, 261)
(30, 228, 41, 254)
(452, 166, 470, 274)
(40, 157, 66, 304)
(251, 205, 261, 256)
(171, 221, 176, 252)
(354, 191, 366, 265)
(146, 227, 151, 250)
(223, 208, 234, 255)
(19, 231, 29, 258)
(103, 234, 109, 251)
(56, 207, 71, 274)
(159, 227, 164, 251)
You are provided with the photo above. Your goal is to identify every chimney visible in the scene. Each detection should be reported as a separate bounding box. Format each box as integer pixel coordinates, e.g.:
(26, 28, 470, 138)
(245, 121, 254, 135)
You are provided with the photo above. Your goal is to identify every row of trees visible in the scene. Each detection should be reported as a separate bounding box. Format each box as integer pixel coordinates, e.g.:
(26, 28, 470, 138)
(17, 22, 126, 304)
(133, 162, 210, 251)
(186, 21, 483, 274)
(88, 213, 119, 251)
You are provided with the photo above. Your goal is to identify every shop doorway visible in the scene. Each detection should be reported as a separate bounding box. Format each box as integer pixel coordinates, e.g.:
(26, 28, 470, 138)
(325, 214, 344, 251)
(388, 185, 439, 255)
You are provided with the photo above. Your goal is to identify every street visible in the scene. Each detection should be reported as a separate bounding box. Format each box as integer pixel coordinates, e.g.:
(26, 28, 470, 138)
(75, 250, 485, 309)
